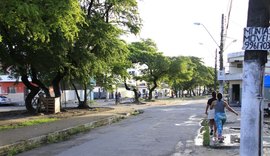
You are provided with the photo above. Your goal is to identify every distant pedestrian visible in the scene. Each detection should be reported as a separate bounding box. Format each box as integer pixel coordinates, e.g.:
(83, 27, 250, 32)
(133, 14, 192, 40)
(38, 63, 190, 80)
(138, 91, 141, 98)
(205, 91, 217, 136)
(118, 92, 121, 103)
(155, 91, 158, 99)
(115, 92, 118, 104)
(211, 93, 238, 142)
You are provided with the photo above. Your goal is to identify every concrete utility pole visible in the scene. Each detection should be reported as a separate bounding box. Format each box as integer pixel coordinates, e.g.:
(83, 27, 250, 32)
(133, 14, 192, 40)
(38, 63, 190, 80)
(218, 14, 225, 94)
(240, 0, 269, 155)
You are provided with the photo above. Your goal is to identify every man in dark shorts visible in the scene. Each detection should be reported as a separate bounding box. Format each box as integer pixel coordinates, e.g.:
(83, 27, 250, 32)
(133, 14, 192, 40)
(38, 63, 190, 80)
(205, 91, 217, 135)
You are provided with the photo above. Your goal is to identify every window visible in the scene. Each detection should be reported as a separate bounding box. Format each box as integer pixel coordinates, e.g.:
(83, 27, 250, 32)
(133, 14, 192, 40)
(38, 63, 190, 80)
(129, 71, 135, 76)
(8, 86, 16, 93)
(139, 83, 146, 86)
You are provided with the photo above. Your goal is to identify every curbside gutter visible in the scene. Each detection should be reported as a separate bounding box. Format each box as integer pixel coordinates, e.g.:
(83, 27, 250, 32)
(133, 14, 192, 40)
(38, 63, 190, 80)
(0, 109, 143, 156)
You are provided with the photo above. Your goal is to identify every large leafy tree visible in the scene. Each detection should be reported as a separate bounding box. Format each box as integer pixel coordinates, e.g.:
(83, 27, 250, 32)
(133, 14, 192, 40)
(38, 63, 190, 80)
(167, 56, 195, 98)
(0, 0, 141, 112)
(0, 0, 84, 113)
(129, 39, 171, 100)
(180, 56, 214, 96)
(67, 0, 141, 108)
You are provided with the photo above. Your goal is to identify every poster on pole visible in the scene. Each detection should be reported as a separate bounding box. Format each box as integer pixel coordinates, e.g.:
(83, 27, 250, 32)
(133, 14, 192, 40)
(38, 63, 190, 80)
(243, 27, 270, 50)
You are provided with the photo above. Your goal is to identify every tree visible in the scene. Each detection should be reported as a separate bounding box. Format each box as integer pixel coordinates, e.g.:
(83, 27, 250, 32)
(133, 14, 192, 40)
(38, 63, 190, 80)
(128, 39, 171, 100)
(175, 56, 214, 97)
(0, 0, 141, 112)
(67, 0, 141, 108)
(166, 56, 194, 98)
(0, 0, 84, 113)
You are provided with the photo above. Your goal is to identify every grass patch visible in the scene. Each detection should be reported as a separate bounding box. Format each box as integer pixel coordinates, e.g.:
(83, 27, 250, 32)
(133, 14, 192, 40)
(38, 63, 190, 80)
(0, 118, 59, 131)
(201, 119, 210, 146)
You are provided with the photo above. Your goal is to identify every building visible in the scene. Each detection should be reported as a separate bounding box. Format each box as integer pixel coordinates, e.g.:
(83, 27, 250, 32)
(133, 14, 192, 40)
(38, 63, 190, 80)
(224, 51, 270, 105)
(126, 63, 171, 98)
(0, 75, 27, 103)
(0, 62, 171, 104)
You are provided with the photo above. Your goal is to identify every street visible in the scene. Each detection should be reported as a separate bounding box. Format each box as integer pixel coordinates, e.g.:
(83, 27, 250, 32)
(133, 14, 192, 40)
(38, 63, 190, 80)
(17, 100, 206, 156)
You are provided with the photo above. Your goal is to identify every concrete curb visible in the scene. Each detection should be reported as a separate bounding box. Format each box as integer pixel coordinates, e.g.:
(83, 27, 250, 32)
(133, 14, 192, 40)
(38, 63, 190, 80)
(0, 109, 143, 156)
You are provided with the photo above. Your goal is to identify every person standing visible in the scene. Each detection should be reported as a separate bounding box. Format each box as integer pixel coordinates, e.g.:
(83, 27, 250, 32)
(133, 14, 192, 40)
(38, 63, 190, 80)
(205, 91, 217, 135)
(211, 93, 238, 142)
(118, 92, 121, 103)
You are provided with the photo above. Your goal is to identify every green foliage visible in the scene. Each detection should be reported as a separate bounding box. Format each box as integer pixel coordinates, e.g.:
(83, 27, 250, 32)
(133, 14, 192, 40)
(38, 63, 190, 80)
(177, 56, 215, 94)
(167, 56, 195, 91)
(0, 0, 85, 92)
(128, 39, 170, 99)
(202, 120, 210, 146)
(0, 0, 141, 109)
(0, 0, 84, 43)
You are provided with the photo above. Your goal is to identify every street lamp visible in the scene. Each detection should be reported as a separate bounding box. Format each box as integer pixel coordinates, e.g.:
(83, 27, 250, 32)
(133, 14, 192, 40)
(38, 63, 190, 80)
(198, 42, 218, 91)
(194, 14, 229, 94)
(224, 39, 237, 51)
(194, 22, 220, 48)
(194, 22, 220, 92)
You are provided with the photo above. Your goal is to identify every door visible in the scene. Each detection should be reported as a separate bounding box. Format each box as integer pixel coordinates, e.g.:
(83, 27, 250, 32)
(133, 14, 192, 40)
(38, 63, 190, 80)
(232, 84, 240, 103)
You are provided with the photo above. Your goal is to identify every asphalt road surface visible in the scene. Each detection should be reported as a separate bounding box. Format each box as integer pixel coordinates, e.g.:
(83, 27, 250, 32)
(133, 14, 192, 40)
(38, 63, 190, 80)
(18, 100, 206, 156)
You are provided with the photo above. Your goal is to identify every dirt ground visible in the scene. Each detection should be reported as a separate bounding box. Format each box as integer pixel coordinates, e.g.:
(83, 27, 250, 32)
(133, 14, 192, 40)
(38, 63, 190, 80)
(0, 98, 187, 127)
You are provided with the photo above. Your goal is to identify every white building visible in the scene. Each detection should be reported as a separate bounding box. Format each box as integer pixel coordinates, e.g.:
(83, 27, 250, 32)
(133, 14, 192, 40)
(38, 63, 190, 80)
(126, 63, 171, 98)
(224, 51, 270, 105)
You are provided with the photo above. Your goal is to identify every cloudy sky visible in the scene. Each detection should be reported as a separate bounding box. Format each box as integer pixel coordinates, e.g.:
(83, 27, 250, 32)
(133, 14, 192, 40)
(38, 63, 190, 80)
(125, 0, 249, 67)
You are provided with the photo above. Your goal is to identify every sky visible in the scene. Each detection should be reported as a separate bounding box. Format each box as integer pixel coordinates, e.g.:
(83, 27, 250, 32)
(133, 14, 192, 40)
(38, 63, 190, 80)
(124, 0, 249, 67)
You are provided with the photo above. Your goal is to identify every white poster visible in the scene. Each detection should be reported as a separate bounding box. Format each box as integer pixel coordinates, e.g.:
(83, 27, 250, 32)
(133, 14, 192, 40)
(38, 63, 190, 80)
(243, 27, 270, 50)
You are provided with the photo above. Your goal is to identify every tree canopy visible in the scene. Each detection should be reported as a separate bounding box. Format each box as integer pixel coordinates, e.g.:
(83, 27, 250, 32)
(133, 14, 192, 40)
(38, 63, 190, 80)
(128, 39, 171, 100)
(0, 0, 141, 112)
(0, 0, 216, 113)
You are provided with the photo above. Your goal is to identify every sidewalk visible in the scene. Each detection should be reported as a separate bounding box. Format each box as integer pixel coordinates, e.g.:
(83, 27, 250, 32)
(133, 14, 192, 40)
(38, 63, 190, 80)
(209, 107, 241, 147)
(208, 107, 270, 155)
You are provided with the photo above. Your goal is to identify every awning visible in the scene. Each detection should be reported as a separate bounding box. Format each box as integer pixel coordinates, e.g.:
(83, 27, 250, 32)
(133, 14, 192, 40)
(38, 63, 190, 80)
(265, 75, 270, 87)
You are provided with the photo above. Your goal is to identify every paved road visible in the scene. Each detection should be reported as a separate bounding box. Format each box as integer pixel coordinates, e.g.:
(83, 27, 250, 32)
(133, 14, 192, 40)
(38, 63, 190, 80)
(18, 101, 206, 156)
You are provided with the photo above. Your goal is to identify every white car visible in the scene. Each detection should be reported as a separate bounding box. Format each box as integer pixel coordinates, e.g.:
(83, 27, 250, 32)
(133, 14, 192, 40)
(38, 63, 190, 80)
(0, 95, 11, 105)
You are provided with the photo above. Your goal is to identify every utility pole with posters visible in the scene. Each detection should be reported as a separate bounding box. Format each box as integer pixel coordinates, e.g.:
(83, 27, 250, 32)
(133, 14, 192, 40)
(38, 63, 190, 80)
(240, 0, 269, 155)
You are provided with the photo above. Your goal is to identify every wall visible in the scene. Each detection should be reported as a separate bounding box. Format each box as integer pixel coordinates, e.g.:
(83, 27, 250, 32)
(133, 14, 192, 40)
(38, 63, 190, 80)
(0, 82, 26, 94)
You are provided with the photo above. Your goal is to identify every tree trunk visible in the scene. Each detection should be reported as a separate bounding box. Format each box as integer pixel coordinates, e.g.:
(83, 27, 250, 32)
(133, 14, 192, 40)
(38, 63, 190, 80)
(124, 82, 140, 104)
(174, 89, 178, 98)
(181, 90, 184, 97)
(52, 72, 65, 97)
(21, 75, 40, 113)
(71, 82, 82, 107)
(105, 91, 109, 102)
(192, 90, 196, 96)
(170, 90, 174, 98)
(77, 83, 90, 109)
(31, 68, 50, 97)
(133, 88, 140, 104)
(148, 80, 158, 100)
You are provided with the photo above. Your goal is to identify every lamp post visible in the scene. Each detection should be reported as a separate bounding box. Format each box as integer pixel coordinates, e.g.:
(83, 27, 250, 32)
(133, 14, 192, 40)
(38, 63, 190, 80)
(224, 39, 237, 50)
(194, 15, 226, 94)
(194, 22, 220, 48)
(198, 42, 218, 91)
(194, 22, 220, 92)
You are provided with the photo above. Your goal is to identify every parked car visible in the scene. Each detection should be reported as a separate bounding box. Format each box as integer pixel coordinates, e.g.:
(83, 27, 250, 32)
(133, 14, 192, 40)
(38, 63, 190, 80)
(0, 95, 12, 105)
